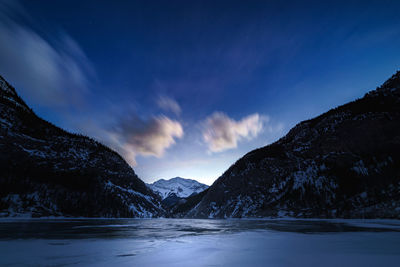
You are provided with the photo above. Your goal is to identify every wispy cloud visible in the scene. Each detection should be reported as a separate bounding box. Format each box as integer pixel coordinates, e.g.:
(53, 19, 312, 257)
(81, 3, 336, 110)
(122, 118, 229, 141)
(105, 114, 184, 166)
(157, 95, 181, 115)
(203, 112, 265, 152)
(0, 0, 94, 107)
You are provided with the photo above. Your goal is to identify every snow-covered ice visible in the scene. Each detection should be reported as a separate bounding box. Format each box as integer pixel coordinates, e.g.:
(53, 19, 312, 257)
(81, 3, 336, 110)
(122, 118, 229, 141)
(0, 218, 399, 266)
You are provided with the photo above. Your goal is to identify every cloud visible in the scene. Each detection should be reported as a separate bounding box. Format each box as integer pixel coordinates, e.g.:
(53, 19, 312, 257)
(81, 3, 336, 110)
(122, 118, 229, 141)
(157, 96, 181, 115)
(107, 114, 184, 166)
(0, 1, 94, 107)
(203, 112, 265, 152)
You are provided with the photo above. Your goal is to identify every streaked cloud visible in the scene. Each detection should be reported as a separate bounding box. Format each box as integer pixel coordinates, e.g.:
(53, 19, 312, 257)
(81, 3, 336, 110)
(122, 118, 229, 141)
(107, 114, 184, 166)
(157, 95, 181, 115)
(0, 1, 94, 107)
(203, 112, 265, 152)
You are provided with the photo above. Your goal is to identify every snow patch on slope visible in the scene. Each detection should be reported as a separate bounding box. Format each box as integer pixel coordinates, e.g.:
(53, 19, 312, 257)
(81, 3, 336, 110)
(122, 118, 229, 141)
(148, 177, 209, 200)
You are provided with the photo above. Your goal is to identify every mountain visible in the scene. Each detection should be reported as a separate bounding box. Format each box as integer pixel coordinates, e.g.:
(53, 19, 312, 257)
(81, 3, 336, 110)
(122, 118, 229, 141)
(186, 71, 400, 219)
(148, 177, 209, 199)
(148, 177, 209, 208)
(0, 75, 164, 218)
(169, 188, 209, 217)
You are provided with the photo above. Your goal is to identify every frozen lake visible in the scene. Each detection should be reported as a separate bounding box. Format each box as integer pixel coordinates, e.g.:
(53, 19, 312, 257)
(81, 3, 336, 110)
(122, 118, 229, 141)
(1, 218, 400, 266)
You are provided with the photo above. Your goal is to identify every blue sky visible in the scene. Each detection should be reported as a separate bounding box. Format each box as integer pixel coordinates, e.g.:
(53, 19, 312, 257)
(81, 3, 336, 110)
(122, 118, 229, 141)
(1, 0, 400, 185)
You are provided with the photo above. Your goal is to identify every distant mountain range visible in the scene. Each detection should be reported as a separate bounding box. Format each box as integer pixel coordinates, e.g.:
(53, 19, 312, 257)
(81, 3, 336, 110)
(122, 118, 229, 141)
(0, 75, 164, 218)
(1, 70, 400, 219)
(147, 177, 208, 208)
(148, 177, 209, 199)
(182, 71, 400, 219)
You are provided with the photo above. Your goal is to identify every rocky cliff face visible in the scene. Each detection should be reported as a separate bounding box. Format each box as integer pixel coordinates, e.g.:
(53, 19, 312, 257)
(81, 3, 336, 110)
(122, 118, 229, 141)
(187, 72, 400, 219)
(0, 75, 164, 217)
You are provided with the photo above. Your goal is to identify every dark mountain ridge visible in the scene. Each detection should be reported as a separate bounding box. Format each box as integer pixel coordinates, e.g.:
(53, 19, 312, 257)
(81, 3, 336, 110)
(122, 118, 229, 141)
(0, 75, 164, 217)
(186, 71, 400, 219)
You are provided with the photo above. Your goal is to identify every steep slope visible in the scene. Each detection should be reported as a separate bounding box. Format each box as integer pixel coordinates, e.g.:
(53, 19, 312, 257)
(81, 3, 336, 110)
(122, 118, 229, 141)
(0, 75, 164, 217)
(148, 177, 209, 199)
(187, 71, 400, 219)
(170, 188, 209, 217)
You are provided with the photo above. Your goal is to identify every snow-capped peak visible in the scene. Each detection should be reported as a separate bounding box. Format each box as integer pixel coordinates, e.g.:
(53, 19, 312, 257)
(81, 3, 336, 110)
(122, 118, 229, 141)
(147, 177, 209, 200)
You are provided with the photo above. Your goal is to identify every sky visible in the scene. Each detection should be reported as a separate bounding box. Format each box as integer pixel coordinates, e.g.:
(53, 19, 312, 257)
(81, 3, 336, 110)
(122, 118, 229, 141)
(1, 0, 400, 185)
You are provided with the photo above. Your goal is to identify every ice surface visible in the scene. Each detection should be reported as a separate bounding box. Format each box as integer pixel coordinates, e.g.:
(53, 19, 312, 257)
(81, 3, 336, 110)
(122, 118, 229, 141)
(0, 218, 399, 266)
